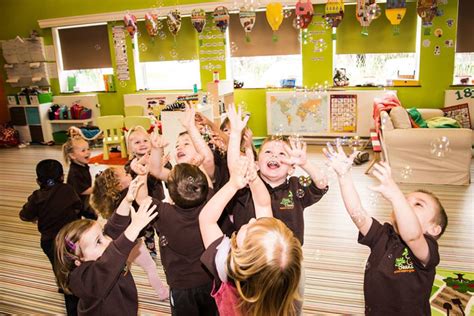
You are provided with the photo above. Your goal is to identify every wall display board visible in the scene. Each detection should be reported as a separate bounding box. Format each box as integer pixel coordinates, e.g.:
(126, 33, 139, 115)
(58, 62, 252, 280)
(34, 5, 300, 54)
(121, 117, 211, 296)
(112, 26, 130, 81)
(330, 94, 357, 132)
(445, 89, 474, 129)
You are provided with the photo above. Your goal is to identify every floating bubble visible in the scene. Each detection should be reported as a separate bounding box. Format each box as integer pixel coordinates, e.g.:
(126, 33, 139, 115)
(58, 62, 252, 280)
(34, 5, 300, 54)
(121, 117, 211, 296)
(170, 49, 178, 59)
(159, 235, 168, 247)
(139, 43, 148, 52)
(298, 175, 312, 188)
(283, 8, 293, 19)
(136, 31, 142, 38)
(348, 136, 361, 152)
(387, 253, 393, 260)
(158, 31, 167, 40)
(314, 249, 321, 261)
(292, 17, 301, 30)
(324, 80, 330, 91)
(430, 136, 450, 158)
(238, 100, 248, 113)
(119, 80, 127, 88)
(159, 55, 165, 61)
(230, 41, 239, 54)
(296, 189, 305, 199)
(369, 192, 379, 207)
(313, 38, 328, 53)
(94, 44, 101, 51)
(400, 165, 412, 180)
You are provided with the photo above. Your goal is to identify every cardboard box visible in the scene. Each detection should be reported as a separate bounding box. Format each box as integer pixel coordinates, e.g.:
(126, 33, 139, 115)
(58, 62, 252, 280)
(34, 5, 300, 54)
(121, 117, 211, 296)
(18, 95, 29, 105)
(7, 95, 18, 105)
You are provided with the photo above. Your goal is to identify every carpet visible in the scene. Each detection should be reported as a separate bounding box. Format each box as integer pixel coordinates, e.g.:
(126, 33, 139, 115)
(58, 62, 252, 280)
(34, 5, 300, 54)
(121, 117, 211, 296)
(89, 152, 128, 165)
(431, 269, 474, 315)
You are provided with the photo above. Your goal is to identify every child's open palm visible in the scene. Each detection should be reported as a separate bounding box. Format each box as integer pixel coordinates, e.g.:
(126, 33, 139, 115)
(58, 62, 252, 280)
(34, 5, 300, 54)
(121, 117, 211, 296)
(227, 104, 249, 133)
(130, 197, 158, 229)
(126, 177, 145, 202)
(283, 137, 308, 166)
(179, 104, 196, 130)
(131, 156, 149, 176)
(150, 128, 169, 149)
(323, 139, 357, 177)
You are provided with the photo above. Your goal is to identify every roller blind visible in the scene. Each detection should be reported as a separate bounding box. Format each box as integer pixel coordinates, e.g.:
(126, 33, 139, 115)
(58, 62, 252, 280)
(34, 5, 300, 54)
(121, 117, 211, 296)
(456, 0, 474, 53)
(229, 11, 300, 57)
(58, 24, 112, 70)
(336, 2, 417, 54)
(138, 17, 199, 62)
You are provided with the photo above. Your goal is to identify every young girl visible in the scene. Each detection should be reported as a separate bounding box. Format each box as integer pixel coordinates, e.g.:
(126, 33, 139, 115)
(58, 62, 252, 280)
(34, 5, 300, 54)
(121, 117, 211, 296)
(199, 156, 303, 316)
(63, 135, 97, 220)
(90, 166, 169, 300)
(54, 180, 158, 315)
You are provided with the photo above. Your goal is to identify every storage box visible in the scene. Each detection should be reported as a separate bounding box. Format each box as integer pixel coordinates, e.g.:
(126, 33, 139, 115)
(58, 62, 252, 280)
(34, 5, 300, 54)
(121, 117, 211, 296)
(29, 92, 53, 105)
(18, 95, 29, 105)
(52, 130, 69, 144)
(7, 95, 18, 105)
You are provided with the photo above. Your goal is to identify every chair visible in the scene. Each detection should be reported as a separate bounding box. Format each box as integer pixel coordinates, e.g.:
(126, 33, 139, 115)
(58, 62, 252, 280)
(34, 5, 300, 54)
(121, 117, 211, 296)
(96, 115, 127, 160)
(124, 105, 144, 117)
(124, 116, 152, 130)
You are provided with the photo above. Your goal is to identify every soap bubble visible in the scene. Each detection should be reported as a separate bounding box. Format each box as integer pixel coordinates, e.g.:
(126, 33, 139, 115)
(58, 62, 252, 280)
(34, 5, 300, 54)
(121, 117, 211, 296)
(119, 80, 127, 88)
(430, 136, 450, 158)
(158, 31, 167, 40)
(170, 49, 178, 59)
(238, 101, 248, 113)
(369, 192, 379, 208)
(387, 253, 393, 259)
(314, 249, 321, 261)
(296, 188, 305, 198)
(139, 43, 148, 52)
(94, 44, 101, 51)
(313, 38, 328, 53)
(283, 7, 292, 19)
(298, 175, 312, 187)
(231, 41, 239, 54)
(159, 235, 168, 247)
(400, 165, 412, 180)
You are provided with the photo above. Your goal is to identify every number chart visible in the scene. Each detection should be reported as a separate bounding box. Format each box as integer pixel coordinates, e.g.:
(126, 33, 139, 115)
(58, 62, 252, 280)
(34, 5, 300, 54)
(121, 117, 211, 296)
(330, 94, 357, 133)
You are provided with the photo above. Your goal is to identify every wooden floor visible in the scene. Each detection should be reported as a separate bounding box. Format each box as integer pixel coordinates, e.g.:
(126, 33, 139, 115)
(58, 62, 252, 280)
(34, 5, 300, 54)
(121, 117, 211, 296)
(0, 145, 473, 315)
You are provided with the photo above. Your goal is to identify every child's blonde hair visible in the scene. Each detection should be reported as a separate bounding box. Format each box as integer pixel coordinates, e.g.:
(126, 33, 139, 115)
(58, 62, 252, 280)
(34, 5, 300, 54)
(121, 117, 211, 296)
(62, 135, 87, 166)
(125, 125, 149, 158)
(54, 219, 96, 294)
(90, 168, 122, 219)
(228, 217, 302, 316)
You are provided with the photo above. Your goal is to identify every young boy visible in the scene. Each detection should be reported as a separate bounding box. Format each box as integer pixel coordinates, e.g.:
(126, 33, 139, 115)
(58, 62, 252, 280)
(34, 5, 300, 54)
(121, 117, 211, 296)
(324, 140, 448, 315)
(19, 159, 81, 315)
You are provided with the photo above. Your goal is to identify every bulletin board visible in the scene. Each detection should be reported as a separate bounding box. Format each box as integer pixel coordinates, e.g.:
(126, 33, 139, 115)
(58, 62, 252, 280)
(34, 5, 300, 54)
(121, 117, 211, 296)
(330, 94, 357, 133)
(444, 88, 474, 129)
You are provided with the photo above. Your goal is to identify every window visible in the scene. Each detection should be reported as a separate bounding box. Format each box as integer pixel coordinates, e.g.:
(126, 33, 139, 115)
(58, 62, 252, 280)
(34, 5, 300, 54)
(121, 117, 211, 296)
(453, 0, 474, 84)
(135, 17, 201, 90)
(334, 2, 419, 86)
(229, 11, 302, 88)
(55, 24, 113, 92)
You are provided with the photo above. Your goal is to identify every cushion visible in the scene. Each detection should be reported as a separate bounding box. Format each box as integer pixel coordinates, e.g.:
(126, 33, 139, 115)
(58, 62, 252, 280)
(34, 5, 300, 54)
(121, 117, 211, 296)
(425, 117, 461, 128)
(389, 107, 412, 129)
(407, 108, 428, 128)
(442, 103, 471, 129)
(380, 111, 394, 131)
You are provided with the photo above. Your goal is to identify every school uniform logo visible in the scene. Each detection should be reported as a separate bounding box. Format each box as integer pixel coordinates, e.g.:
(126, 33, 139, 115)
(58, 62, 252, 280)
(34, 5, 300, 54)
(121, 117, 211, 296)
(280, 191, 295, 210)
(394, 248, 415, 274)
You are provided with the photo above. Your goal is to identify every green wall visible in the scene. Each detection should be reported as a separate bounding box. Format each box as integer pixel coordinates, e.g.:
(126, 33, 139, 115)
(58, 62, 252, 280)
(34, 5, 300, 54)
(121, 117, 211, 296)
(0, 0, 463, 137)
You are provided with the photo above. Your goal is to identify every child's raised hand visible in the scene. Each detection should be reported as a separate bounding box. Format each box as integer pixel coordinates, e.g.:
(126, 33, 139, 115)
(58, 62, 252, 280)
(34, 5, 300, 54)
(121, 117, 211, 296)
(323, 139, 357, 177)
(194, 112, 212, 127)
(242, 128, 253, 151)
(369, 161, 399, 200)
(229, 156, 250, 190)
(282, 137, 308, 167)
(245, 147, 258, 183)
(130, 197, 158, 229)
(161, 152, 171, 167)
(150, 128, 169, 149)
(179, 104, 196, 130)
(227, 104, 250, 134)
(131, 156, 149, 176)
(126, 177, 145, 202)
(190, 153, 204, 166)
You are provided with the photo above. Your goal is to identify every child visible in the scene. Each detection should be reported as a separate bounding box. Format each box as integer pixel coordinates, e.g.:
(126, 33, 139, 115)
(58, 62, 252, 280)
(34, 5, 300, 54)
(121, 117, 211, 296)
(199, 156, 303, 316)
(90, 167, 168, 300)
(324, 140, 448, 315)
(54, 179, 158, 315)
(226, 105, 329, 246)
(63, 135, 97, 220)
(135, 157, 218, 315)
(19, 159, 80, 315)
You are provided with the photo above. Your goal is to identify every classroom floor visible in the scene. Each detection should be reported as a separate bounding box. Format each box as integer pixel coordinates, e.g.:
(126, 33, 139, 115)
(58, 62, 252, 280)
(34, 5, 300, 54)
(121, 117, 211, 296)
(0, 145, 473, 315)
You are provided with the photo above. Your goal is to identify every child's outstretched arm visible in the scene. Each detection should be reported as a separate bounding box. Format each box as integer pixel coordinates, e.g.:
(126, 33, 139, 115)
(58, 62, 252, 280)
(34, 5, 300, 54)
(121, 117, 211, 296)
(226, 104, 250, 170)
(124, 198, 158, 242)
(195, 111, 229, 149)
(149, 129, 170, 181)
(245, 148, 272, 219)
(180, 104, 215, 178)
(115, 177, 145, 216)
(199, 157, 250, 248)
(283, 137, 328, 189)
(130, 158, 150, 205)
(324, 140, 372, 236)
(370, 162, 430, 265)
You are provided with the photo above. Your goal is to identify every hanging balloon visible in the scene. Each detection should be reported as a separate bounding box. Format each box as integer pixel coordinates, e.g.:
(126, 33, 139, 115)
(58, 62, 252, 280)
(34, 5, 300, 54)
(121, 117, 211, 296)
(295, 0, 314, 29)
(191, 9, 206, 33)
(239, 6, 257, 42)
(323, 0, 345, 28)
(266, 2, 284, 42)
(124, 13, 138, 38)
(417, 0, 437, 35)
(356, 0, 376, 36)
(213, 6, 230, 33)
(167, 9, 182, 37)
(145, 13, 159, 39)
(385, 0, 407, 35)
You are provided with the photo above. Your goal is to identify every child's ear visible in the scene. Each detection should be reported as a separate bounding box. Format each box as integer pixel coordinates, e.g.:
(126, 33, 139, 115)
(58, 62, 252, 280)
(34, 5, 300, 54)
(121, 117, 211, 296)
(428, 224, 442, 238)
(74, 259, 82, 267)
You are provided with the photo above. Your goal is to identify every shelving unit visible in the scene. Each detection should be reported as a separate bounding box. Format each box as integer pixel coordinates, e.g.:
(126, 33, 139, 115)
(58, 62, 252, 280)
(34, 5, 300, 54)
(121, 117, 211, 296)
(206, 80, 234, 124)
(8, 103, 53, 143)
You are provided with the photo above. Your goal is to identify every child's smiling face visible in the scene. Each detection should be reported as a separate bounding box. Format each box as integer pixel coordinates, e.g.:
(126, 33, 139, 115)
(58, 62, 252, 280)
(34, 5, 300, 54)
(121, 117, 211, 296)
(257, 140, 292, 186)
(128, 130, 151, 156)
(69, 139, 91, 165)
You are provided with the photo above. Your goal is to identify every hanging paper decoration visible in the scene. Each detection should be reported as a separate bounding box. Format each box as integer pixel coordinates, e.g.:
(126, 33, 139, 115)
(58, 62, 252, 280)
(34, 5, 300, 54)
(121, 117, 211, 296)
(124, 13, 138, 38)
(295, 0, 314, 29)
(191, 9, 206, 33)
(239, 6, 257, 42)
(385, 0, 407, 35)
(323, 0, 345, 28)
(417, 0, 438, 35)
(356, 0, 381, 36)
(145, 13, 159, 39)
(266, 2, 284, 42)
(167, 9, 182, 37)
(213, 6, 230, 33)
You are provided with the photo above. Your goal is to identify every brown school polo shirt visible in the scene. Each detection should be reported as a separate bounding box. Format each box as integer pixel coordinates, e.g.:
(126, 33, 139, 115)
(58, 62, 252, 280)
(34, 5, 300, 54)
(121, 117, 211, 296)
(358, 219, 439, 316)
(232, 176, 328, 245)
(151, 197, 214, 290)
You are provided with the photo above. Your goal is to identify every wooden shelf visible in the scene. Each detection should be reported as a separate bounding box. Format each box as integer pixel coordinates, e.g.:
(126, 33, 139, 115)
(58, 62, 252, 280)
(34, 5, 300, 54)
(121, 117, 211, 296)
(49, 119, 92, 124)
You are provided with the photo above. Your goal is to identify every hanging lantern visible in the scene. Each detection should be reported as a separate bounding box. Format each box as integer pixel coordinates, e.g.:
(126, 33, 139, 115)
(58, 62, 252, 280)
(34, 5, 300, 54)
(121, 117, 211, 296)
(323, 0, 344, 28)
(213, 6, 230, 33)
(295, 0, 314, 29)
(145, 13, 159, 39)
(239, 5, 257, 42)
(385, 0, 407, 35)
(417, 0, 438, 35)
(191, 9, 206, 33)
(124, 13, 138, 38)
(356, 0, 380, 36)
(167, 9, 182, 37)
(266, 2, 284, 42)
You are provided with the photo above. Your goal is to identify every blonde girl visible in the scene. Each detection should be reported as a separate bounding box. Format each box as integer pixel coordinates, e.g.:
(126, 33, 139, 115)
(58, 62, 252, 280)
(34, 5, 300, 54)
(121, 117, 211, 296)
(62, 135, 96, 220)
(91, 167, 168, 300)
(199, 156, 303, 316)
(54, 180, 158, 315)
